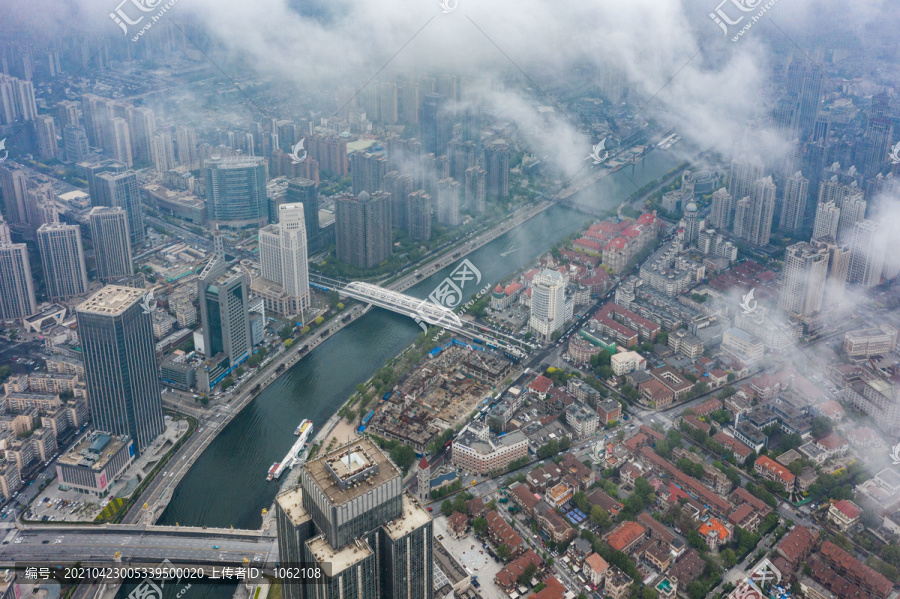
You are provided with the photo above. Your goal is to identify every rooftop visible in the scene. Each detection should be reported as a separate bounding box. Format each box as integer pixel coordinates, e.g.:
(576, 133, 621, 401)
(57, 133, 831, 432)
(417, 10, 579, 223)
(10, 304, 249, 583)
(275, 487, 310, 526)
(58, 431, 131, 470)
(304, 437, 400, 505)
(306, 535, 373, 577)
(77, 286, 146, 316)
(382, 495, 432, 541)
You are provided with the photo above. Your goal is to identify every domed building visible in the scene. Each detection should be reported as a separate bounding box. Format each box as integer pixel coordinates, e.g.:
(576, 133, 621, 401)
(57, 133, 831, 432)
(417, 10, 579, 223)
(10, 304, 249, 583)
(682, 201, 701, 245)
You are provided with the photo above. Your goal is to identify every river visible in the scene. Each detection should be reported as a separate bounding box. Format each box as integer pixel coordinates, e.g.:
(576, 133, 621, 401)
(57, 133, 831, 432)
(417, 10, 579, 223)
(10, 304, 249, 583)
(157, 148, 683, 530)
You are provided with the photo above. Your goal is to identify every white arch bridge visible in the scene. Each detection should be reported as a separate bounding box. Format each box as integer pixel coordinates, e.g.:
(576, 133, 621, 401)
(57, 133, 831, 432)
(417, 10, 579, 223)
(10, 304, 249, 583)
(309, 274, 529, 359)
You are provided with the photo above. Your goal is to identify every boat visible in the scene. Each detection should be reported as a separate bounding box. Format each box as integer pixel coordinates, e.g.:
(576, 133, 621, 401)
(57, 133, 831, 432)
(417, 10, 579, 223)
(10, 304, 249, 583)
(266, 420, 314, 481)
(294, 420, 309, 435)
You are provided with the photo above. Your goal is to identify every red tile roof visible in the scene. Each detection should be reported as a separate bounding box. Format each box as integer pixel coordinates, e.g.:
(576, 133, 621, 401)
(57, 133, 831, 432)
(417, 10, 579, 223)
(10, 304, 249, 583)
(832, 499, 861, 520)
(495, 549, 542, 589)
(607, 521, 646, 552)
(816, 432, 849, 451)
(529, 375, 553, 393)
(775, 525, 816, 564)
(820, 541, 894, 597)
(755, 455, 795, 483)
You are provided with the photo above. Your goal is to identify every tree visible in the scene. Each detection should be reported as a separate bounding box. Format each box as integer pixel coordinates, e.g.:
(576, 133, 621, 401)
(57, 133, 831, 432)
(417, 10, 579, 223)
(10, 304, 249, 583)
(300, 325, 310, 334)
(314, 316, 325, 325)
(721, 548, 737, 567)
(574, 491, 591, 514)
(441, 500, 453, 517)
(221, 377, 234, 390)
(337, 302, 344, 310)
(559, 436, 572, 451)
(590, 505, 611, 530)
(518, 564, 537, 586)
(234, 367, 244, 378)
(389, 444, 417, 474)
(487, 415, 504, 434)
(284, 339, 294, 348)
(811, 416, 833, 439)
(496, 544, 512, 562)
(473, 517, 488, 536)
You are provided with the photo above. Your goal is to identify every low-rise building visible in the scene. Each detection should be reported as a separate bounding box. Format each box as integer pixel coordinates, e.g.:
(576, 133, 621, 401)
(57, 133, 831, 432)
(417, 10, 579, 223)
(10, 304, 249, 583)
(584, 553, 609, 587)
(828, 499, 861, 531)
(597, 399, 622, 424)
(451, 422, 529, 475)
(754, 455, 795, 491)
(611, 351, 647, 376)
(55, 432, 135, 497)
(606, 521, 647, 554)
(698, 518, 731, 549)
(565, 402, 599, 438)
(604, 565, 633, 599)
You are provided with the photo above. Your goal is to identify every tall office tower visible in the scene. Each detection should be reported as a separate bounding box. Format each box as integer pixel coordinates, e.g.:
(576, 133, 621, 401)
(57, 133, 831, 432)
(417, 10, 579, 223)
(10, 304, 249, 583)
(811, 238, 851, 306)
(151, 131, 176, 173)
(406, 190, 432, 242)
(83, 160, 126, 203)
(308, 135, 349, 177)
(81, 94, 111, 147)
(76, 286, 165, 454)
(733, 176, 776, 246)
(0, 218, 10, 243)
(462, 105, 482, 145)
(818, 175, 859, 205)
(484, 141, 511, 199)
(837, 192, 867, 242)
(398, 80, 419, 125)
(726, 155, 765, 204)
(258, 203, 311, 316)
(420, 93, 452, 156)
(0, 242, 37, 320)
(34, 115, 58, 160)
(382, 171, 414, 229)
(89, 207, 133, 282)
(198, 239, 252, 368)
(449, 140, 477, 181)
(277, 437, 433, 599)
(812, 201, 840, 241)
(335, 191, 392, 269)
(786, 59, 823, 139)
(378, 81, 398, 124)
(529, 269, 568, 342)
(773, 95, 799, 140)
(175, 126, 199, 170)
(708, 187, 734, 230)
(436, 178, 461, 226)
(36, 223, 88, 300)
(56, 100, 79, 129)
(63, 125, 89, 163)
(127, 106, 156, 164)
(848, 220, 885, 288)
(681, 202, 701, 245)
(285, 178, 320, 252)
(350, 152, 389, 195)
(779, 171, 809, 234)
(861, 116, 893, 180)
(108, 117, 133, 167)
(203, 156, 268, 229)
(0, 74, 36, 124)
(26, 184, 58, 233)
(778, 242, 829, 316)
(464, 166, 486, 213)
(95, 171, 145, 245)
(0, 164, 29, 225)
(48, 51, 61, 77)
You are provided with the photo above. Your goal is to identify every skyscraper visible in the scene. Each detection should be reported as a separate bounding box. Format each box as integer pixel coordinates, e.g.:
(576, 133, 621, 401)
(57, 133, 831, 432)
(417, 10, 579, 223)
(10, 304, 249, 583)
(37, 223, 88, 301)
(0, 242, 37, 320)
(436, 178, 461, 226)
(0, 74, 36, 125)
(0, 164, 29, 226)
(335, 191, 392, 269)
(464, 166, 486, 213)
(89, 207, 133, 282)
(419, 93, 452, 156)
(812, 201, 840, 241)
(837, 193, 866, 243)
(63, 125, 89, 163)
(811, 238, 851, 307)
(530, 269, 568, 342)
(108, 117, 133, 167)
(127, 106, 156, 165)
(258, 203, 310, 317)
(786, 59, 823, 139)
(175, 126, 199, 170)
(350, 152, 389, 195)
(382, 171, 414, 229)
(708, 187, 734, 230)
(276, 436, 433, 599)
(726, 156, 765, 204)
(484, 141, 510, 199)
(151, 130, 176, 173)
(406, 190, 432, 242)
(778, 242, 829, 316)
(95, 170, 146, 245)
(733, 176, 776, 246)
(780, 171, 809, 234)
(284, 178, 320, 251)
(56, 100, 80, 129)
(681, 202, 701, 246)
(76, 286, 165, 454)
(198, 237, 252, 369)
(34, 115, 58, 160)
(203, 156, 268, 228)
(848, 220, 884, 288)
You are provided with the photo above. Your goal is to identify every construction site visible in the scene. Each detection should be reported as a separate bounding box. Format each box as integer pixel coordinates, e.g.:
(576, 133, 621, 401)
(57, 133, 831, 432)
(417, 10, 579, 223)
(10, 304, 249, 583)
(366, 340, 515, 454)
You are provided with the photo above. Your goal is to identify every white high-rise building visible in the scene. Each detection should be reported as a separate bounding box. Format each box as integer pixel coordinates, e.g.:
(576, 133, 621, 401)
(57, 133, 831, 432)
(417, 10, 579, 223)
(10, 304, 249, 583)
(780, 171, 809, 234)
(151, 131, 176, 173)
(727, 155, 765, 203)
(175, 126, 199, 170)
(127, 106, 156, 164)
(778, 242, 829, 316)
(708, 187, 734, 230)
(89, 207, 133, 282)
(0, 242, 37, 320)
(848, 220, 884, 288)
(529, 269, 568, 342)
(734, 176, 776, 246)
(436, 177, 460, 226)
(37, 223, 88, 301)
(0, 164, 29, 226)
(109, 117, 133, 167)
(35, 114, 59, 160)
(811, 238, 851, 307)
(837, 193, 866, 242)
(812, 201, 840, 241)
(257, 203, 310, 316)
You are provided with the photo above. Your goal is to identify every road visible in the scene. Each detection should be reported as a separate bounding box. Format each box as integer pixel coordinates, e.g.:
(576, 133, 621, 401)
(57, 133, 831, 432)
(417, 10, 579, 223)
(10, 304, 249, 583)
(0, 528, 275, 565)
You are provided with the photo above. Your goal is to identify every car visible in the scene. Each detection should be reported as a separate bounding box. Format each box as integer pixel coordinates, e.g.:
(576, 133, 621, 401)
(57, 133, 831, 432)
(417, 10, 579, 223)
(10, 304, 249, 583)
(213, 545, 219, 549)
